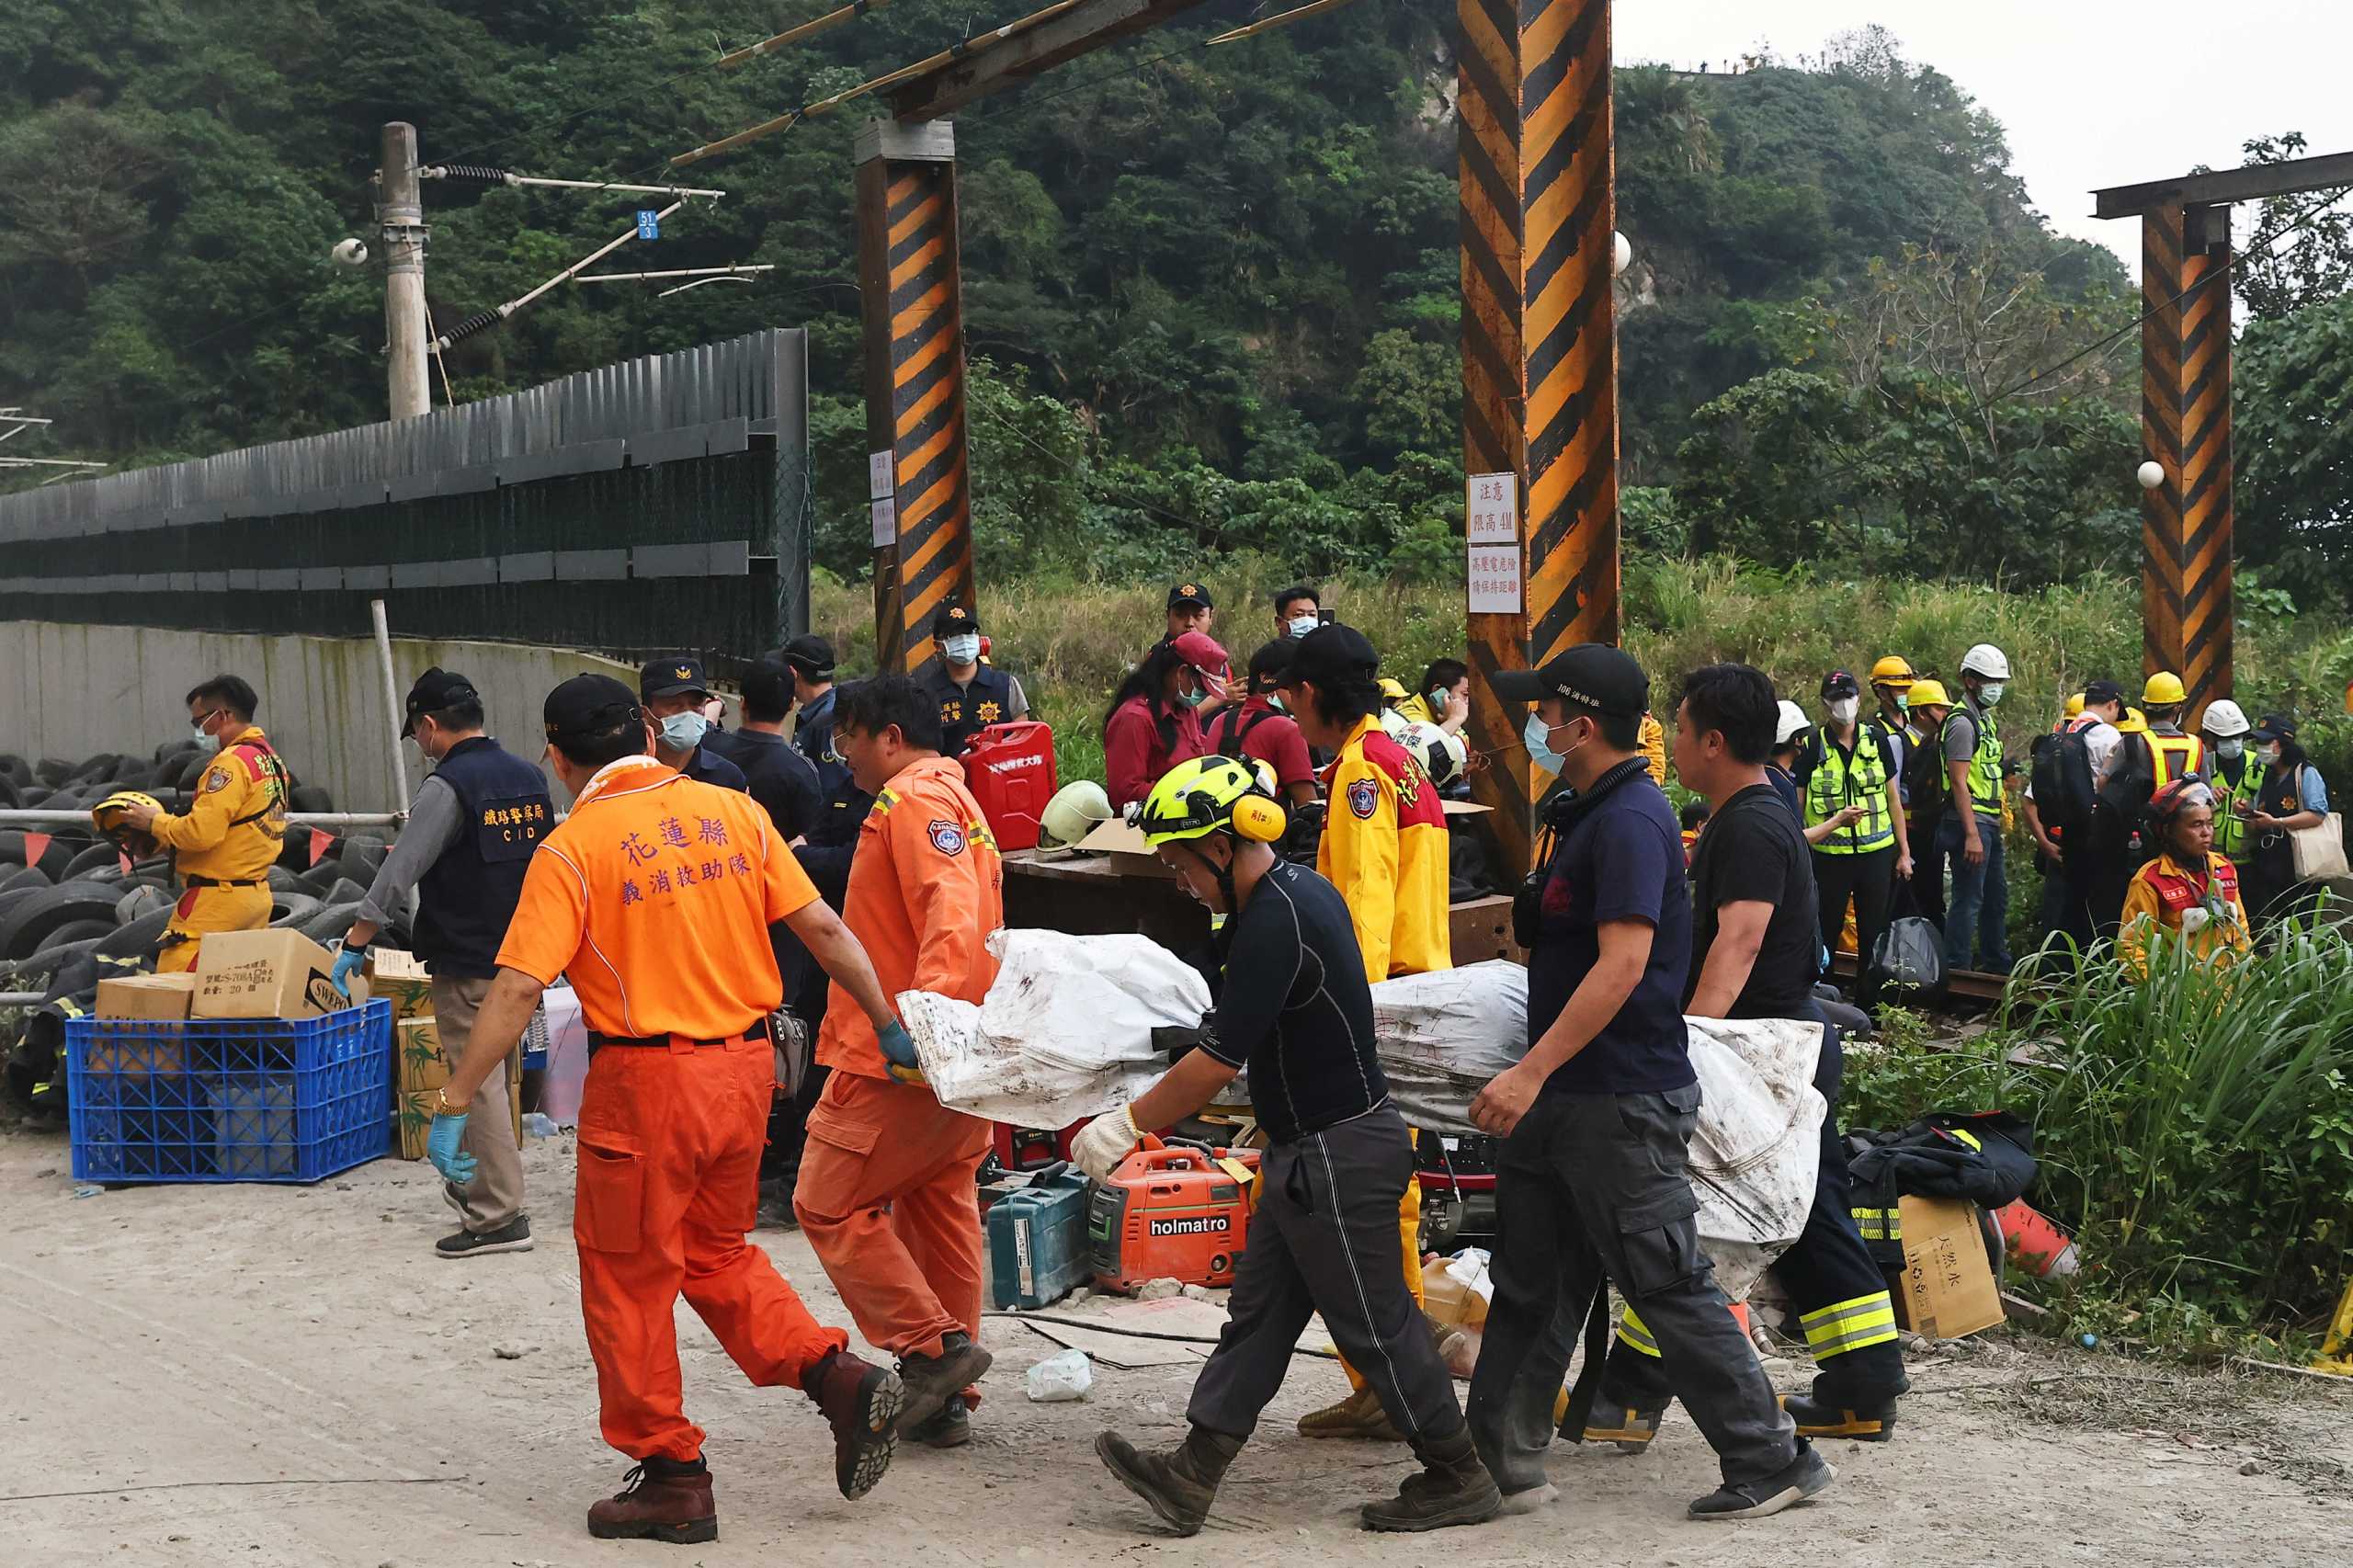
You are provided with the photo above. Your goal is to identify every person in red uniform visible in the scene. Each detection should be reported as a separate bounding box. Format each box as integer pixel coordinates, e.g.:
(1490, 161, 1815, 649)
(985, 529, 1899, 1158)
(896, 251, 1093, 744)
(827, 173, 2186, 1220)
(1208, 640, 1318, 809)
(428, 676, 908, 1546)
(1275, 622, 1453, 1440)
(1103, 630, 1226, 811)
(793, 676, 1008, 1449)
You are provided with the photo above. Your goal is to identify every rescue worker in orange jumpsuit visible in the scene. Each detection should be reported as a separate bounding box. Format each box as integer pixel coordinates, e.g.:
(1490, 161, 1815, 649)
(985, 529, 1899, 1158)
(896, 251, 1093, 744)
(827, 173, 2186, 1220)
(430, 675, 908, 1546)
(114, 675, 289, 972)
(1276, 624, 1453, 1441)
(793, 674, 1006, 1450)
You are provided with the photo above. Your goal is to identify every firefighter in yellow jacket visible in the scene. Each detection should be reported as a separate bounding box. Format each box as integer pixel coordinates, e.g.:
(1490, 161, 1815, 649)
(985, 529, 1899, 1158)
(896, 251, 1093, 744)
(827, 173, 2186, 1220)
(1277, 624, 1452, 1442)
(112, 676, 290, 972)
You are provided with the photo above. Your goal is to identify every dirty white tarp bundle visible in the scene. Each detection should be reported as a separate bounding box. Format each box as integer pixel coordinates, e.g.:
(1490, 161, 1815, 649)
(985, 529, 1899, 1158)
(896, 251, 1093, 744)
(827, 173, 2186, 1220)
(1370, 960, 1825, 1299)
(898, 927, 1210, 1127)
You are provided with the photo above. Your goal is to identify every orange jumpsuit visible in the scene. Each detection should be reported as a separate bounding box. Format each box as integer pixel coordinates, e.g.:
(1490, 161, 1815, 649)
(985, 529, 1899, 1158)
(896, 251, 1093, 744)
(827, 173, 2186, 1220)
(148, 726, 286, 972)
(497, 755, 847, 1463)
(1319, 716, 1452, 1384)
(795, 756, 1004, 1361)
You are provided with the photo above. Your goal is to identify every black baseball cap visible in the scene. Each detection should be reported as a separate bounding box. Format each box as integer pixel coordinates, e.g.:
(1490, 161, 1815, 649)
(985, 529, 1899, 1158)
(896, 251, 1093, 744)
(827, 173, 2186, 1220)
(1491, 643, 1650, 718)
(1167, 581, 1214, 612)
(402, 667, 479, 737)
(545, 674, 642, 742)
(1284, 623, 1379, 688)
(934, 603, 982, 638)
(639, 655, 709, 701)
(2253, 713, 2299, 744)
(742, 656, 796, 716)
(2083, 678, 2126, 708)
(779, 633, 835, 679)
(1821, 670, 1860, 700)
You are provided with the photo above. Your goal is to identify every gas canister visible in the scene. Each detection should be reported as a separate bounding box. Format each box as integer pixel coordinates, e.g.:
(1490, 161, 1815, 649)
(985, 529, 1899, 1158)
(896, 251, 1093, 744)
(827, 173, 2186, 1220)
(1087, 1140, 1260, 1294)
(961, 721, 1056, 852)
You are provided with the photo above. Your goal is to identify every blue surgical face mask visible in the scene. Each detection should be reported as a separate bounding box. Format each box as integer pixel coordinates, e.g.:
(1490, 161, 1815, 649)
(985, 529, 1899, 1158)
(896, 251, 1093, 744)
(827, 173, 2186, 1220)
(191, 714, 222, 755)
(1288, 614, 1317, 640)
(660, 710, 709, 751)
(1267, 691, 1290, 714)
(942, 633, 981, 665)
(1524, 711, 1566, 774)
(1979, 682, 2006, 708)
(1176, 684, 1211, 710)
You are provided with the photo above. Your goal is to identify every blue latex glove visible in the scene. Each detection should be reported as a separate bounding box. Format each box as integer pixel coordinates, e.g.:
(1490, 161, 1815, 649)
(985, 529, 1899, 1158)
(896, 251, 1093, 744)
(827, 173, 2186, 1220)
(330, 946, 367, 998)
(876, 1018, 926, 1085)
(427, 1112, 477, 1185)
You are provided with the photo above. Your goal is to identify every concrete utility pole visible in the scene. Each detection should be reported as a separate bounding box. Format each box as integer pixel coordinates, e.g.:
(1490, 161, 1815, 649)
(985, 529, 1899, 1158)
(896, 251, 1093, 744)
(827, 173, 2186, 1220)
(379, 122, 431, 421)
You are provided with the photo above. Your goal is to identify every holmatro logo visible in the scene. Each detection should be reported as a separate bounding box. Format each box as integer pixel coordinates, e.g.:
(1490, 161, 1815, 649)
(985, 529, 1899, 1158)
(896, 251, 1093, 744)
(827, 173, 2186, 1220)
(1148, 1214, 1230, 1237)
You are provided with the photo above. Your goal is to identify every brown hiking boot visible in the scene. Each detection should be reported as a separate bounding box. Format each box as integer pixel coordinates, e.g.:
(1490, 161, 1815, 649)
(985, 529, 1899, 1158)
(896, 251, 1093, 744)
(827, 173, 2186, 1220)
(585, 1458, 717, 1544)
(893, 1330, 993, 1437)
(1298, 1382, 1403, 1441)
(1096, 1426, 1245, 1538)
(802, 1347, 903, 1500)
(1360, 1426, 1504, 1533)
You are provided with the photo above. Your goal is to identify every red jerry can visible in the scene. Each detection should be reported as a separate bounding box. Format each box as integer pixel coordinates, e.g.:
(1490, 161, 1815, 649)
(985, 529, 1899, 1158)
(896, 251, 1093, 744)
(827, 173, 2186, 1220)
(961, 721, 1056, 852)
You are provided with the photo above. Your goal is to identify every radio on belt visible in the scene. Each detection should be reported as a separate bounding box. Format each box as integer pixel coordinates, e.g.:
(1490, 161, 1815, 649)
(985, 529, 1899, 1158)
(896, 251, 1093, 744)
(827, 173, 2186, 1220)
(1087, 1137, 1260, 1294)
(961, 721, 1056, 853)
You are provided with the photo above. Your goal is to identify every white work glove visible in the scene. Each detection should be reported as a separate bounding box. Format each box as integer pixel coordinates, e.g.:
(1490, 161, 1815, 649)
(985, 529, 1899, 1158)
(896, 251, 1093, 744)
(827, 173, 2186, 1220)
(1073, 1106, 1142, 1182)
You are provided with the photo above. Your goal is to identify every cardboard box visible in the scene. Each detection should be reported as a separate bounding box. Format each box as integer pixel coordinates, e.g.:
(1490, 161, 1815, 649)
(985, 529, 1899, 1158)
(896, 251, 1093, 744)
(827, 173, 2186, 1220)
(96, 971, 198, 1021)
(368, 949, 436, 1021)
(1887, 1195, 2006, 1340)
(392, 1019, 523, 1161)
(397, 1016, 450, 1092)
(192, 930, 365, 1020)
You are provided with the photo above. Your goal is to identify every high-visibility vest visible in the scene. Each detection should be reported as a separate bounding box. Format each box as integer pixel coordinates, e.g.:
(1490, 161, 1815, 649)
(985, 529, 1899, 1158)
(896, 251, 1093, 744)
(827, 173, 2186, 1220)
(1942, 708, 2004, 813)
(2149, 731, 2203, 790)
(1804, 732, 1894, 855)
(2211, 757, 2266, 858)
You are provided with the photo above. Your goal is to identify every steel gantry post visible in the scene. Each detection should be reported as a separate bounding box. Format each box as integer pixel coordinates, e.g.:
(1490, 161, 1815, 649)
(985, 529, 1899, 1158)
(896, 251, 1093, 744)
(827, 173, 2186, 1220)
(1458, 0, 1620, 870)
(2140, 202, 2234, 717)
(855, 119, 975, 674)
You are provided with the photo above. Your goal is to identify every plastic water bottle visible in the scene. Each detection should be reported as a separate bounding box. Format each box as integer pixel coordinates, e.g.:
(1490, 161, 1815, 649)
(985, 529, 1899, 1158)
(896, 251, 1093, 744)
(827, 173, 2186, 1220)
(1024, 1347, 1093, 1403)
(521, 1113, 557, 1139)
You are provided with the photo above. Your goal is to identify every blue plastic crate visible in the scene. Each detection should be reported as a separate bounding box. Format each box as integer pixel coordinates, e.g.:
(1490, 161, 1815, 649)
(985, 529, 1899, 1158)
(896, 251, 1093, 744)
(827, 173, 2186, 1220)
(67, 1000, 393, 1185)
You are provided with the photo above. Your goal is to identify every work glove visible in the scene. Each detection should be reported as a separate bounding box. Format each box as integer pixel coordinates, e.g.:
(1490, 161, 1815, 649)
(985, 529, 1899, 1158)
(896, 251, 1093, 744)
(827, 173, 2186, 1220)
(876, 1017, 926, 1086)
(1073, 1106, 1142, 1183)
(426, 1111, 477, 1185)
(330, 945, 367, 998)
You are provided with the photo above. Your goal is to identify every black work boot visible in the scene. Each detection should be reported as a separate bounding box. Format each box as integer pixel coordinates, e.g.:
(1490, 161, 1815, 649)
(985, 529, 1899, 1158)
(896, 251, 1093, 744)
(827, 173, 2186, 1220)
(893, 1330, 994, 1437)
(908, 1398, 972, 1449)
(1782, 1387, 1902, 1442)
(801, 1347, 903, 1500)
(1688, 1441, 1836, 1521)
(586, 1456, 717, 1544)
(1096, 1426, 1245, 1537)
(1360, 1426, 1504, 1533)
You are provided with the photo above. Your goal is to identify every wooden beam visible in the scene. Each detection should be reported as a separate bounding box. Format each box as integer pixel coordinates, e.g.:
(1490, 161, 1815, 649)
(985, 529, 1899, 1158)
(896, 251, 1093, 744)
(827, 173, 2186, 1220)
(1458, 0, 1619, 873)
(2094, 149, 2353, 219)
(884, 0, 1213, 121)
(2141, 203, 2234, 714)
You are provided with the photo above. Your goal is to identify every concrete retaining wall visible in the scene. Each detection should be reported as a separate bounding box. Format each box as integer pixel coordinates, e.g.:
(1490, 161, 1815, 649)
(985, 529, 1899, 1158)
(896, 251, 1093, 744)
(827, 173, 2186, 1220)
(0, 621, 636, 812)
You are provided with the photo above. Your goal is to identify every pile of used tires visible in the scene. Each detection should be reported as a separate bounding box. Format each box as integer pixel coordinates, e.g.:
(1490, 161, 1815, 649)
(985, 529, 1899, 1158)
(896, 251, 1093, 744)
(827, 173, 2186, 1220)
(0, 745, 412, 1118)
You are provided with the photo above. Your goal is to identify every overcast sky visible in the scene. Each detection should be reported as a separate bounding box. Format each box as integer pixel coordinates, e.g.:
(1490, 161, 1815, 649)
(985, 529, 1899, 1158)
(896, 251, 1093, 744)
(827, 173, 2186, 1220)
(1615, 2, 2352, 270)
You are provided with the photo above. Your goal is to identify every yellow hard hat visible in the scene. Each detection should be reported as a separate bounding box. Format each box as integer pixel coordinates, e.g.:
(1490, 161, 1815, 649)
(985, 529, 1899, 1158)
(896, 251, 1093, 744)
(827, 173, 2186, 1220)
(1138, 756, 1286, 847)
(1905, 679, 1952, 710)
(1377, 676, 1410, 705)
(2118, 707, 2150, 735)
(90, 790, 164, 857)
(2064, 691, 2086, 719)
(1870, 655, 1916, 687)
(2143, 672, 2187, 707)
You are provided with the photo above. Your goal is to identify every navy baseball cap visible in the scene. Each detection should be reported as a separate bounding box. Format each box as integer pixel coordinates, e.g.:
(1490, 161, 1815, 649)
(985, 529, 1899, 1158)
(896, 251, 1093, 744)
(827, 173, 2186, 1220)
(934, 603, 982, 638)
(639, 655, 710, 701)
(1167, 581, 1214, 612)
(402, 667, 479, 737)
(1491, 644, 1649, 718)
(779, 633, 835, 678)
(545, 675, 642, 742)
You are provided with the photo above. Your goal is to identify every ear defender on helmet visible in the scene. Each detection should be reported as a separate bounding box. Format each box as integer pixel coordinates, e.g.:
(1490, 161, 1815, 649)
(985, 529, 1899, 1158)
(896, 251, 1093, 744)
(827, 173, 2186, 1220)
(1231, 791, 1287, 843)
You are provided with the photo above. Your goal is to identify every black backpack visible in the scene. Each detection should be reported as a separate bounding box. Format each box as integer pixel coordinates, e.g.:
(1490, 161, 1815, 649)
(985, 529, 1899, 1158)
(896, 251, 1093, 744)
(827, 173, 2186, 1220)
(2029, 725, 2097, 830)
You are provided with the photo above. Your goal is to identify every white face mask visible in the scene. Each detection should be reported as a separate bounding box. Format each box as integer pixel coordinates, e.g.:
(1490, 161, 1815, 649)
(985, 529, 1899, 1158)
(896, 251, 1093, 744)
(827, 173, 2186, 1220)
(942, 633, 981, 665)
(2262, 744, 2284, 767)
(1978, 682, 2006, 708)
(1827, 697, 1859, 726)
(1287, 614, 1318, 640)
(660, 711, 709, 751)
(2215, 738, 2244, 761)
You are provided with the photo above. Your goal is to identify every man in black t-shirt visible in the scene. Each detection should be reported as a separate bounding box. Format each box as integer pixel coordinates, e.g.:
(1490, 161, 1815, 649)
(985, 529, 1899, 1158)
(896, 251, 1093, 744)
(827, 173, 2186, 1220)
(1077, 757, 1500, 1538)
(1466, 647, 1830, 1524)
(1585, 663, 1909, 1450)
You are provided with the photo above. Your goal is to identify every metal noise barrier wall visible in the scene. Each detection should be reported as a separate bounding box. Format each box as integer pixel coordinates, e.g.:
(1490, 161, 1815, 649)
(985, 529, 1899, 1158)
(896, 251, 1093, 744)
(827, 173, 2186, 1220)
(0, 330, 812, 669)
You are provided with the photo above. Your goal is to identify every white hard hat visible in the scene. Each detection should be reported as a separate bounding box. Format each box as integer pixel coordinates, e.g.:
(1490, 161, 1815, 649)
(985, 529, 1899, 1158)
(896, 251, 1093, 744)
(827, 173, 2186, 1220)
(1039, 780, 1114, 850)
(1960, 643, 2011, 681)
(1392, 719, 1467, 788)
(2200, 698, 2250, 737)
(1775, 699, 1813, 747)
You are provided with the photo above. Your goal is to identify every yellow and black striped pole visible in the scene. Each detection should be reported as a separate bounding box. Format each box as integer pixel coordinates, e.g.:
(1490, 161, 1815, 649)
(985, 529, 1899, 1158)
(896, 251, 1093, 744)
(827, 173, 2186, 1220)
(2141, 202, 2234, 719)
(856, 119, 975, 675)
(1458, 0, 1620, 870)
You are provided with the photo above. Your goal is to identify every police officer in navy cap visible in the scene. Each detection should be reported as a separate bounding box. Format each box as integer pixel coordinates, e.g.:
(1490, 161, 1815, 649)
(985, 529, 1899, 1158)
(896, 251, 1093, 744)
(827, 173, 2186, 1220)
(920, 604, 1029, 760)
(640, 655, 748, 792)
(706, 655, 824, 844)
(336, 667, 551, 1259)
(781, 634, 870, 847)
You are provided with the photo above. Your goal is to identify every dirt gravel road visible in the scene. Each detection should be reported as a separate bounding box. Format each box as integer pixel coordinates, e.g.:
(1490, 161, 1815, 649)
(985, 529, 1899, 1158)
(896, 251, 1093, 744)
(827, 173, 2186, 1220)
(4, 1132, 2347, 1567)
